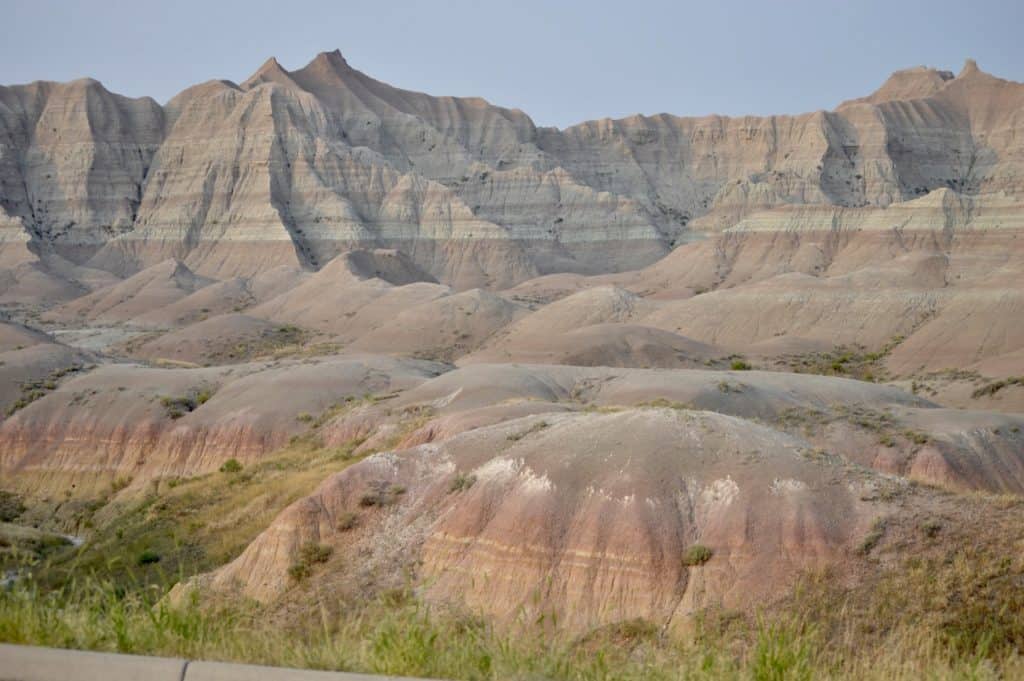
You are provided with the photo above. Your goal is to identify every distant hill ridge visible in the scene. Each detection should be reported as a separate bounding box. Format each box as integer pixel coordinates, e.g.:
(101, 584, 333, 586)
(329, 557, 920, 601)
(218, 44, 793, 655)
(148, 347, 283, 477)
(0, 53, 1022, 288)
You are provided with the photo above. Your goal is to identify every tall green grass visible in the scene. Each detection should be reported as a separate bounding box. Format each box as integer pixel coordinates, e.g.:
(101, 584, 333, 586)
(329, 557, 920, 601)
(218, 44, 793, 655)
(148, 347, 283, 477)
(1, 574, 1020, 681)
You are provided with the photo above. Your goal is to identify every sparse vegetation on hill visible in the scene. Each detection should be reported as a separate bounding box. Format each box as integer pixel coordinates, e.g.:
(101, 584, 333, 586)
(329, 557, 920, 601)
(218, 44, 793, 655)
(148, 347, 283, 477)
(774, 339, 905, 382)
(972, 376, 1024, 398)
(0, 491, 25, 522)
(5, 363, 88, 416)
(0, 523, 71, 572)
(288, 543, 333, 582)
(159, 386, 214, 419)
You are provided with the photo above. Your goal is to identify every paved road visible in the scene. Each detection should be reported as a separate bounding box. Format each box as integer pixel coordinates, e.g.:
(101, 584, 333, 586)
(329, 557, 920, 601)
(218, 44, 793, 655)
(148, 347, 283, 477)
(0, 644, 440, 681)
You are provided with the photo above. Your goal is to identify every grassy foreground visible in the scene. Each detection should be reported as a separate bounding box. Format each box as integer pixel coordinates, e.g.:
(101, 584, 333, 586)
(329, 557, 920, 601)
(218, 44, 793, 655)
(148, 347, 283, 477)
(1, 566, 1021, 681)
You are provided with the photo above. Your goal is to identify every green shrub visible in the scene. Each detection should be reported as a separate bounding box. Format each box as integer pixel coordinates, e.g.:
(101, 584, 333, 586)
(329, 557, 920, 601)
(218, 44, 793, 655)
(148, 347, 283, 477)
(359, 493, 384, 507)
(288, 543, 333, 582)
(683, 544, 713, 566)
(219, 459, 243, 474)
(160, 395, 197, 419)
(110, 477, 133, 494)
(160, 387, 214, 418)
(859, 518, 887, 555)
(903, 430, 930, 445)
(359, 480, 407, 507)
(287, 562, 311, 581)
(0, 491, 26, 522)
(972, 376, 1024, 399)
(449, 472, 477, 493)
(136, 550, 161, 565)
(298, 543, 333, 565)
(336, 512, 359, 531)
(730, 359, 752, 371)
(921, 519, 942, 538)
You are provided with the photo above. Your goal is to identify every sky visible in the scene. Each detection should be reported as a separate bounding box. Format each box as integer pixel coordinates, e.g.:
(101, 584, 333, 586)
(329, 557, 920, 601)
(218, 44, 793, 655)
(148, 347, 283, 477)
(2, 0, 1022, 129)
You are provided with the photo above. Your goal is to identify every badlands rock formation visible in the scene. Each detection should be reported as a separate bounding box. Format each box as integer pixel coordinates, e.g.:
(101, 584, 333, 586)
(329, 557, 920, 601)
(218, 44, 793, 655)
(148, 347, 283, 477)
(2, 54, 1022, 290)
(211, 408, 883, 629)
(195, 364, 1024, 629)
(2, 54, 1024, 634)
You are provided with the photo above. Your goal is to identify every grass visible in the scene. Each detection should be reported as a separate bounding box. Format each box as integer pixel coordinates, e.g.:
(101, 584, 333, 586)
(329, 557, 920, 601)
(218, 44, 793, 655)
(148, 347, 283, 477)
(27, 434, 370, 591)
(2, 569, 1022, 681)
(0, 523, 72, 572)
(199, 325, 311, 365)
(638, 398, 691, 410)
(2, 493, 1023, 680)
(25, 393, 433, 589)
(774, 404, 932, 453)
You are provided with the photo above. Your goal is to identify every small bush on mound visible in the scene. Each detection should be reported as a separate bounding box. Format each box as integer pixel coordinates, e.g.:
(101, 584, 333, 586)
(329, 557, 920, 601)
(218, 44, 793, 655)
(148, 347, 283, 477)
(160, 386, 216, 419)
(506, 421, 549, 441)
(336, 511, 359, 531)
(972, 376, 1024, 399)
(136, 550, 160, 565)
(299, 543, 333, 565)
(287, 563, 311, 581)
(921, 519, 943, 538)
(359, 480, 407, 507)
(359, 493, 382, 507)
(683, 544, 713, 566)
(858, 518, 887, 555)
(449, 472, 477, 493)
(638, 398, 689, 410)
(903, 429, 930, 446)
(160, 395, 197, 419)
(289, 543, 334, 582)
(110, 476, 133, 494)
(0, 491, 26, 522)
(730, 359, 752, 371)
(718, 380, 743, 394)
(219, 458, 243, 474)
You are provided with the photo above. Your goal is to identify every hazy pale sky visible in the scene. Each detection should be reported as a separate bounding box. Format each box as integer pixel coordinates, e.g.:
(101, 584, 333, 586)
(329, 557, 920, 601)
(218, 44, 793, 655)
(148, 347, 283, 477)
(3, 0, 1022, 128)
